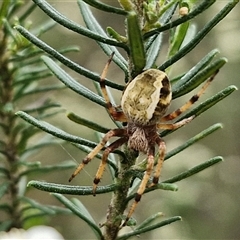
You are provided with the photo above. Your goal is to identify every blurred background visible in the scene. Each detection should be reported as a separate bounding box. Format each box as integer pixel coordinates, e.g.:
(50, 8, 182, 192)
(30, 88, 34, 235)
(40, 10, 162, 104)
(18, 1, 240, 239)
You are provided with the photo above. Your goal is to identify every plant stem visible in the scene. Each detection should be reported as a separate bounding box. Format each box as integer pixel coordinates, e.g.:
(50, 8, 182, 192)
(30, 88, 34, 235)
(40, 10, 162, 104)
(103, 148, 137, 239)
(0, 28, 22, 229)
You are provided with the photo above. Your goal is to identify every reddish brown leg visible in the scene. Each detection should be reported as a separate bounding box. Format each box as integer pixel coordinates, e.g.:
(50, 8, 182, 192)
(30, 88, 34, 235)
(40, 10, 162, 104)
(93, 136, 128, 195)
(157, 116, 194, 130)
(69, 129, 126, 182)
(100, 52, 127, 122)
(152, 138, 166, 185)
(161, 70, 219, 122)
(122, 145, 155, 226)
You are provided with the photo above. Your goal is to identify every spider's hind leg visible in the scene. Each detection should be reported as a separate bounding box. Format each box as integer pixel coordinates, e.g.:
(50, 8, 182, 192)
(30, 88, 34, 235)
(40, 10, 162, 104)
(152, 138, 166, 185)
(122, 145, 155, 226)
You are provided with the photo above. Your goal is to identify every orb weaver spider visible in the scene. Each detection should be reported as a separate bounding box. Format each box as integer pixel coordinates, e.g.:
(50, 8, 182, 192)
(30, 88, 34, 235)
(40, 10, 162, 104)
(69, 53, 218, 226)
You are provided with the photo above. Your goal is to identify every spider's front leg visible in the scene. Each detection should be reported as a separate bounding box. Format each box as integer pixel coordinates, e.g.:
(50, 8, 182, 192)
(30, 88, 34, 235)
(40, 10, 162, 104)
(69, 129, 125, 183)
(69, 54, 129, 193)
(100, 52, 127, 122)
(161, 69, 219, 122)
(93, 135, 128, 195)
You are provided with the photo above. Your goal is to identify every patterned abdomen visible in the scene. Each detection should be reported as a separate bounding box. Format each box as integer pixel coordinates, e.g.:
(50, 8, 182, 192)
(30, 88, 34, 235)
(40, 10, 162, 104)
(121, 69, 172, 125)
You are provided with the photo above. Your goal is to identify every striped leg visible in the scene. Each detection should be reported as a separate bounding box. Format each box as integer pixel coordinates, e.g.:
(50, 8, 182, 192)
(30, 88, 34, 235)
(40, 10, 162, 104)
(100, 52, 127, 122)
(122, 145, 155, 227)
(157, 116, 194, 130)
(69, 129, 126, 182)
(93, 136, 128, 195)
(152, 138, 166, 185)
(161, 70, 219, 122)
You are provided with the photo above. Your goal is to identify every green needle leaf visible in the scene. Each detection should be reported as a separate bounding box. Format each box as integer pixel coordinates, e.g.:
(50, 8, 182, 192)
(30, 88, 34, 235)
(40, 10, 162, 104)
(78, 0, 128, 73)
(0, 220, 13, 232)
(0, 182, 10, 199)
(14, 84, 65, 102)
(144, 0, 216, 39)
(172, 57, 227, 99)
(164, 156, 223, 184)
(71, 198, 96, 225)
(21, 197, 56, 215)
(159, 0, 238, 70)
(32, 0, 128, 51)
(165, 123, 223, 161)
(0, 1, 11, 26)
(183, 85, 237, 119)
(41, 55, 106, 107)
(82, 0, 127, 15)
(15, 25, 124, 91)
(135, 212, 164, 230)
(117, 216, 182, 240)
(145, 33, 162, 69)
(52, 193, 103, 240)
(28, 180, 116, 195)
(125, 182, 178, 202)
(19, 161, 76, 178)
(171, 49, 219, 85)
(161, 85, 237, 137)
(16, 111, 97, 148)
(127, 11, 146, 75)
(67, 112, 110, 133)
(168, 19, 190, 59)
(18, 3, 37, 22)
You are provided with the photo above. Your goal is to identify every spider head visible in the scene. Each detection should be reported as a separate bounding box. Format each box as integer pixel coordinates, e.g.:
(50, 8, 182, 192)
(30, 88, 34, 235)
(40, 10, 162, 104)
(121, 69, 172, 126)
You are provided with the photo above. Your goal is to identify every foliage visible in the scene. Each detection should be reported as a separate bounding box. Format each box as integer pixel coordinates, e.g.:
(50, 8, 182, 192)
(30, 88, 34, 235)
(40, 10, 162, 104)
(0, 0, 238, 239)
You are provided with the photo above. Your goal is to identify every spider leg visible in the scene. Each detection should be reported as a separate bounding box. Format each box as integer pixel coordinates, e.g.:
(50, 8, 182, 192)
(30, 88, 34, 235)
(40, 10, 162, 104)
(122, 145, 155, 226)
(157, 116, 194, 130)
(69, 129, 126, 182)
(100, 52, 127, 122)
(152, 138, 166, 185)
(93, 136, 128, 195)
(161, 70, 219, 122)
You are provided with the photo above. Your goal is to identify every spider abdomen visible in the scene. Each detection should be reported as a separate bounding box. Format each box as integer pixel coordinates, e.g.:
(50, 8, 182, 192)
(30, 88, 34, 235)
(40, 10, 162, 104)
(121, 69, 172, 125)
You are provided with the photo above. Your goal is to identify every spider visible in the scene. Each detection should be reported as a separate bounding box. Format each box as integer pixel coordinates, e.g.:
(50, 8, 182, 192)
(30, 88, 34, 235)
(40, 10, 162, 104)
(69, 53, 218, 226)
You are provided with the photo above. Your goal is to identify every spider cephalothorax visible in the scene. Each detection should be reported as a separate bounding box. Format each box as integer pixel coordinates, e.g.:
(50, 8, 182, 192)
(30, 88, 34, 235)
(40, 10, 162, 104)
(127, 123, 158, 153)
(69, 53, 217, 226)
